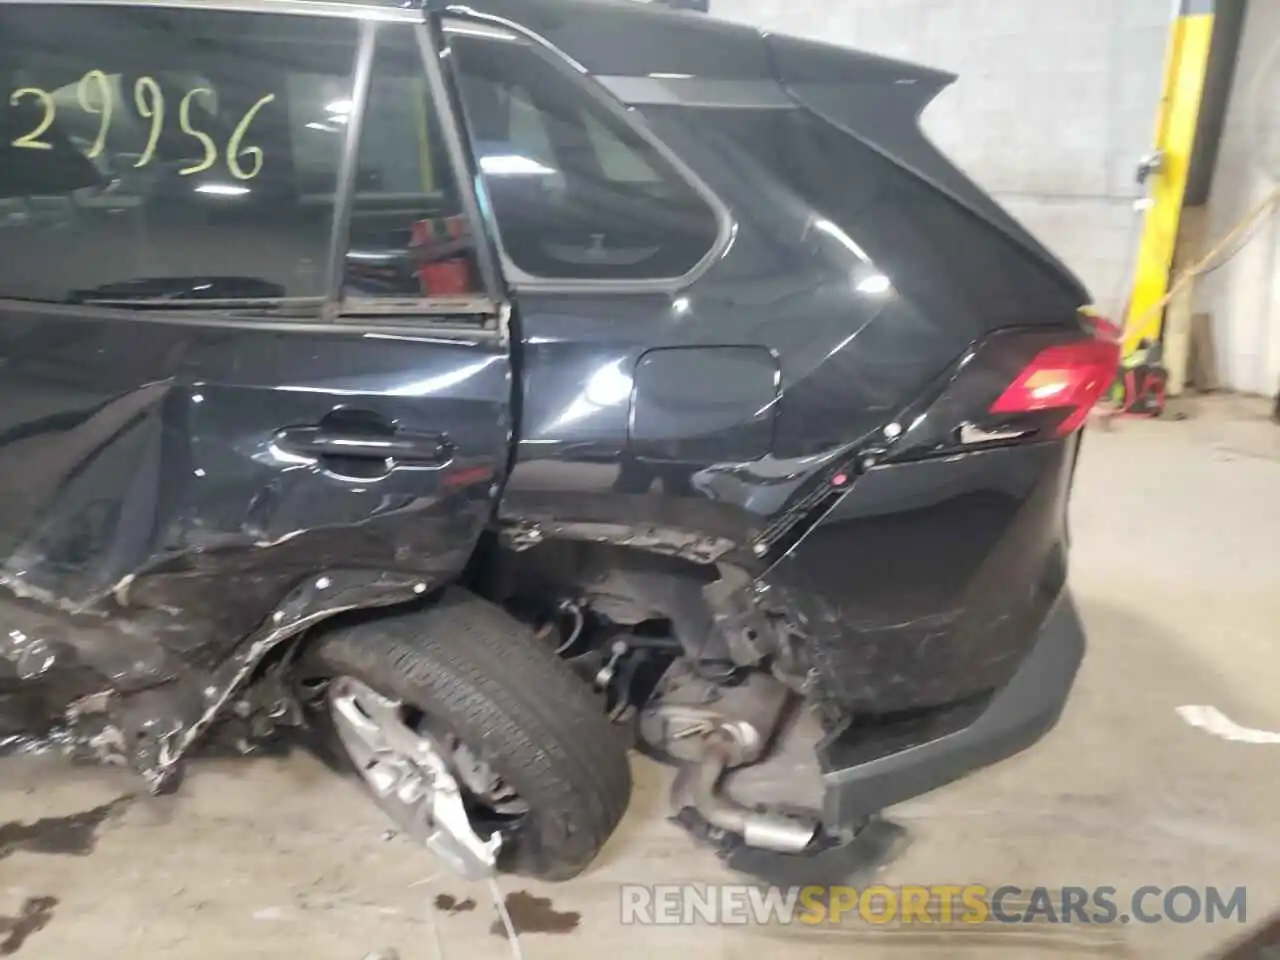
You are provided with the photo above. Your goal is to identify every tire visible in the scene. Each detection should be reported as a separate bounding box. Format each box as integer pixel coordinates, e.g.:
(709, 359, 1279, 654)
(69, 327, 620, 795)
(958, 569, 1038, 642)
(303, 588, 632, 881)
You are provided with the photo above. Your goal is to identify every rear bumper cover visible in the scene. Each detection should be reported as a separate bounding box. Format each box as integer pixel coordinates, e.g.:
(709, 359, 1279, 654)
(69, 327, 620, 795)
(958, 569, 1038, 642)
(820, 592, 1085, 828)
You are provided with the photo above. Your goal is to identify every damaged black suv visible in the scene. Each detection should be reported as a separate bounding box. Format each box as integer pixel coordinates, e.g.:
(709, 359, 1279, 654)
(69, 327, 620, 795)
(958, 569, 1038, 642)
(0, 0, 1115, 880)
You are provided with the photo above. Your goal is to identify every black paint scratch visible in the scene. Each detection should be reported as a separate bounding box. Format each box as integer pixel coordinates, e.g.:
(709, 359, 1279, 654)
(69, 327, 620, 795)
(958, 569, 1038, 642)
(433, 894, 477, 915)
(0, 896, 58, 956)
(0, 796, 133, 861)
(489, 891, 580, 937)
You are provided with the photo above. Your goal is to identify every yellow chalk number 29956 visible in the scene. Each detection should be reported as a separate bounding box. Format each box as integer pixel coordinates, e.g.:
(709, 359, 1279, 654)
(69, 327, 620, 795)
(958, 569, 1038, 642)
(8, 69, 275, 181)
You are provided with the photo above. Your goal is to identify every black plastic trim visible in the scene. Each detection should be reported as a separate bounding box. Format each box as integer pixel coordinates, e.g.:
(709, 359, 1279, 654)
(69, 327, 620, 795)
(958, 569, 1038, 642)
(324, 19, 378, 312)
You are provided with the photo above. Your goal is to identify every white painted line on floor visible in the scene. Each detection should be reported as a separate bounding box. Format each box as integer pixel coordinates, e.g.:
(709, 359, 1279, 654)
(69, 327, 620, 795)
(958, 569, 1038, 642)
(1176, 705, 1280, 744)
(489, 877, 524, 960)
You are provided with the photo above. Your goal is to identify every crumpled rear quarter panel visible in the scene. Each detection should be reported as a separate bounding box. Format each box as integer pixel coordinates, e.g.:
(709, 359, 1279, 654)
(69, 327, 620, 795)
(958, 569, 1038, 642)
(762, 438, 1077, 715)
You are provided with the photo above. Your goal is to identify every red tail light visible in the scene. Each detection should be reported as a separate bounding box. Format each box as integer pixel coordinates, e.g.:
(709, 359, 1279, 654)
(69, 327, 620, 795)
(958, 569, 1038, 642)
(989, 334, 1121, 437)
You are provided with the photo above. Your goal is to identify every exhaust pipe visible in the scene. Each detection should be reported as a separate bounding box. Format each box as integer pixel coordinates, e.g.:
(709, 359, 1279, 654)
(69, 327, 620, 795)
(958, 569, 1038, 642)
(687, 729, 819, 854)
(644, 663, 820, 854)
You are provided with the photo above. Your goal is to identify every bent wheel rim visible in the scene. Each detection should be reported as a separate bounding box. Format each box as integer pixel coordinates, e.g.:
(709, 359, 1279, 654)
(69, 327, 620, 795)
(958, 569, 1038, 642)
(327, 675, 526, 878)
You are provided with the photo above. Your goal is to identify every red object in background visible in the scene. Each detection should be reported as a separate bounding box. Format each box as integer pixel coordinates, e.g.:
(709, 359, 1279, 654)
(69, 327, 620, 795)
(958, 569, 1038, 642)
(419, 260, 472, 295)
(410, 216, 474, 295)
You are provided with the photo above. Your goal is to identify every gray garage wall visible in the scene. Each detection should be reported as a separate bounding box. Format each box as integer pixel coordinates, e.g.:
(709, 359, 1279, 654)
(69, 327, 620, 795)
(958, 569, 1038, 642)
(1194, 1, 1280, 396)
(712, 0, 1174, 316)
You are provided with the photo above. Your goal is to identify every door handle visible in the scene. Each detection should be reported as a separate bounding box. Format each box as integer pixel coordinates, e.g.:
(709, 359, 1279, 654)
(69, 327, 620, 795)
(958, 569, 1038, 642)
(273, 425, 453, 466)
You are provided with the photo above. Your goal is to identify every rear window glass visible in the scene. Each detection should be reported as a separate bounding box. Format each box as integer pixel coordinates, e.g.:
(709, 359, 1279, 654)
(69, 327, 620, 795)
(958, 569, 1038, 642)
(0, 7, 359, 305)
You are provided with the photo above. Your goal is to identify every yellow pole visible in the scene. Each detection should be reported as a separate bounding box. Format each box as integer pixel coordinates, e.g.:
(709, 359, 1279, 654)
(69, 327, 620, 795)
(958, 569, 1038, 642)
(1123, 1, 1216, 355)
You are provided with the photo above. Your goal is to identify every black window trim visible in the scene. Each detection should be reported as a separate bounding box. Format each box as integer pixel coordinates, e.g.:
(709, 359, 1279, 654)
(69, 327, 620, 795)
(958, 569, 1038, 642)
(438, 9, 736, 296)
(0, 296, 500, 343)
(323, 17, 379, 314)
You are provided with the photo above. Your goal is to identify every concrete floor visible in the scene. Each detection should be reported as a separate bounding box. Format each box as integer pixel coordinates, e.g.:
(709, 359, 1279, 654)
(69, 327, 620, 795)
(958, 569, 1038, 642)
(3, 396, 1280, 959)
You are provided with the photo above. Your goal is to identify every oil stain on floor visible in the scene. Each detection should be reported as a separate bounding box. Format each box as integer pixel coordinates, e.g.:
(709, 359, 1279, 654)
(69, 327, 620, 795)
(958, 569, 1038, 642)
(0, 896, 58, 956)
(0, 795, 133, 861)
(489, 891, 580, 937)
(433, 894, 477, 915)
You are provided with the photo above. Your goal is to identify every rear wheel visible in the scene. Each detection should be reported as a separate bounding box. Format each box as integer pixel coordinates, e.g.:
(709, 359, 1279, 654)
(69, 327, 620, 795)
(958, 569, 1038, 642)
(302, 589, 632, 881)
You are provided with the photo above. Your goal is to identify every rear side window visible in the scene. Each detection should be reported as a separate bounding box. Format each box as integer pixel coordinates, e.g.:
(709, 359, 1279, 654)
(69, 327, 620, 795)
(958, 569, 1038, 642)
(0, 6, 357, 306)
(448, 29, 721, 283)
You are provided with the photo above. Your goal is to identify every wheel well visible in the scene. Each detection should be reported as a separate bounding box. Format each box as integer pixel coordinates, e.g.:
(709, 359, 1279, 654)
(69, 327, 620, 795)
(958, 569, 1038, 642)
(468, 536, 717, 627)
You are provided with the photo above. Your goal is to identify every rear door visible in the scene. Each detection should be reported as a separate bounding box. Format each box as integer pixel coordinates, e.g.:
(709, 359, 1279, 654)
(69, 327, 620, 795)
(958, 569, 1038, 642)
(0, 5, 511, 657)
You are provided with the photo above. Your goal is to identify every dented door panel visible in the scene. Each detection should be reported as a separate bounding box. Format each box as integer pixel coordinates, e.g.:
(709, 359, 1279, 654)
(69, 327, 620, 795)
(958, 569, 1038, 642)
(0, 308, 510, 691)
